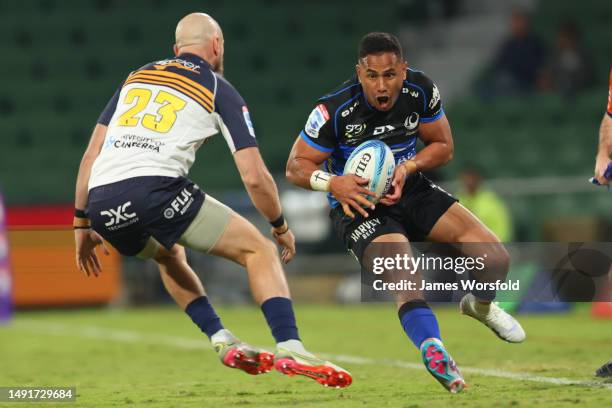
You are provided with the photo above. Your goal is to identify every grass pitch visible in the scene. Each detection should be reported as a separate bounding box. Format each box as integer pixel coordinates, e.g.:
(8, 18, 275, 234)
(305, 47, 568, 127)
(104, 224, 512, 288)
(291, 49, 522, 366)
(1, 304, 611, 407)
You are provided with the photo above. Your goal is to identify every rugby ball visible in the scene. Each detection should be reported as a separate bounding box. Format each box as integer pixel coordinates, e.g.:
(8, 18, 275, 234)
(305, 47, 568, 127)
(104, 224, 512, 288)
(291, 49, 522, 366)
(343, 140, 396, 204)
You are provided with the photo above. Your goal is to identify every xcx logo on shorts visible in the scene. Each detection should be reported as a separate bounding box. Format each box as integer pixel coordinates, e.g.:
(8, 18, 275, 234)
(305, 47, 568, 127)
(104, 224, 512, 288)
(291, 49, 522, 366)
(100, 201, 138, 230)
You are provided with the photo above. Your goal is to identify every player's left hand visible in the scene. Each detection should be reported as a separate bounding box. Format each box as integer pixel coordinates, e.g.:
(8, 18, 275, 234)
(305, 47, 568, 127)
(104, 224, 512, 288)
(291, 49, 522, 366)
(271, 224, 296, 264)
(75, 228, 109, 277)
(380, 161, 417, 206)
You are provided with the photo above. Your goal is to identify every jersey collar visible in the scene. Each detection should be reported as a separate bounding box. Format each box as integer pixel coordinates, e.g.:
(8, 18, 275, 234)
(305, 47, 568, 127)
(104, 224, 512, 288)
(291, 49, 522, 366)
(177, 52, 212, 70)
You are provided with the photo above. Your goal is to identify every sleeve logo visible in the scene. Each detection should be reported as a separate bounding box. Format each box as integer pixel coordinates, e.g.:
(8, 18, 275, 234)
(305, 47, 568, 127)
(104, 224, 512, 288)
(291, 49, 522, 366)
(429, 84, 441, 110)
(304, 104, 330, 139)
(242, 106, 256, 138)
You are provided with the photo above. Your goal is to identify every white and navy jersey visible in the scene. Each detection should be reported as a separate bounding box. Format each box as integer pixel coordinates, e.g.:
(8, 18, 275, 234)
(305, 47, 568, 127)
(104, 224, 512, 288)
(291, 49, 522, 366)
(89, 53, 257, 189)
(299, 68, 444, 207)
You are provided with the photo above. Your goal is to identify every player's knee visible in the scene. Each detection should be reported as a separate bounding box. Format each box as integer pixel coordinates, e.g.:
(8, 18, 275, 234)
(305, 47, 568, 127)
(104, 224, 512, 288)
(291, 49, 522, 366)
(482, 244, 510, 275)
(254, 236, 278, 261)
(236, 232, 278, 267)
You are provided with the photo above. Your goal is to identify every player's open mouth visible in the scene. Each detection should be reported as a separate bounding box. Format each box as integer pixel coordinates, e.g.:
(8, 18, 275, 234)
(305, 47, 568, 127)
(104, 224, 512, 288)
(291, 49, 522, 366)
(376, 96, 390, 108)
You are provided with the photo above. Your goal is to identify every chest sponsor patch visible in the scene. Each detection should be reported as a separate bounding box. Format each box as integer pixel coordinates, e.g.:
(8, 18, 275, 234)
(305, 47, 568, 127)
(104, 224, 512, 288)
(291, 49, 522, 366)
(304, 104, 330, 138)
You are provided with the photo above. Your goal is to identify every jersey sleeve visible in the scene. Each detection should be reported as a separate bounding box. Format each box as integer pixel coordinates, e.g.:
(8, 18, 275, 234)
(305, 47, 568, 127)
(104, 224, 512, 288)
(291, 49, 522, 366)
(97, 84, 122, 126)
(214, 77, 258, 153)
(299, 102, 336, 153)
(416, 72, 444, 123)
(607, 68, 612, 117)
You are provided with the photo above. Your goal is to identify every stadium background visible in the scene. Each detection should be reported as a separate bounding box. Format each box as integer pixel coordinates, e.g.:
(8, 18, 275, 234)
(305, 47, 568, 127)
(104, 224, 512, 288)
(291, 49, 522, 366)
(0, 0, 611, 406)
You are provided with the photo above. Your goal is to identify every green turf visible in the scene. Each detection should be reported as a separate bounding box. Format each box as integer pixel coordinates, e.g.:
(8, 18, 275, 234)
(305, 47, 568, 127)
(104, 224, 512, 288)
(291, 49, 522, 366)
(0, 305, 611, 407)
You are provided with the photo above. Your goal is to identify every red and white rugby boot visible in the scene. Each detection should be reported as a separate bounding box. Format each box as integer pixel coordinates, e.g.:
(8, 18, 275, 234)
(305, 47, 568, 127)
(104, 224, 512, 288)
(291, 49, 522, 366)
(211, 329, 274, 375)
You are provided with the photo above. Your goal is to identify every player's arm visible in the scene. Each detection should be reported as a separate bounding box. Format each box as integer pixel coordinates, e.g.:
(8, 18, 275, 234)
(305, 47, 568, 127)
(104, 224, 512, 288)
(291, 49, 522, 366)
(74, 124, 110, 276)
(73, 87, 121, 276)
(215, 79, 295, 262)
(382, 76, 452, 205)
(409, 113, 454, 172)
(233, 147, 282, 222)
(594, 114, 612, 185)
(381, 114, 453, 205)
(286, 137, 376, 219)
(232, 147, 295, 263)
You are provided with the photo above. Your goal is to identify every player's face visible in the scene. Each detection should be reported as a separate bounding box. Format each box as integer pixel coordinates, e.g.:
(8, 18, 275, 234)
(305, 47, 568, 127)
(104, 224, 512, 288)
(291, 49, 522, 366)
(357, 53, 407, 111)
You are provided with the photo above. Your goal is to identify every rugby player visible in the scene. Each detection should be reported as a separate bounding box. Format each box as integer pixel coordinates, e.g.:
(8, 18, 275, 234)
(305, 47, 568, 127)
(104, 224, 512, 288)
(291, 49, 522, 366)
(593, 68, 612, 185)
(73, 13, 351, 388)
(286, 32, 526, 393)
(593, 68, 612, 378)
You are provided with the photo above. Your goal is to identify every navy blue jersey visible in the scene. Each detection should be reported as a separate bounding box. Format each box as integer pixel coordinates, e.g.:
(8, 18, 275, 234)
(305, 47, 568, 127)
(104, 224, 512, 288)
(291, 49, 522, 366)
(300, 68, 444, 207)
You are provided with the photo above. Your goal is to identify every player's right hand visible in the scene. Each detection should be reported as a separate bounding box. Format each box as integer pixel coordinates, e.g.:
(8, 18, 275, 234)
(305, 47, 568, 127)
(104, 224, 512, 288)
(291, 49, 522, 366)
(594, 156, 612, 185)
(272, 225, 296, 264)
(75, 229, 109, 277)
(329, 175, 377, 218)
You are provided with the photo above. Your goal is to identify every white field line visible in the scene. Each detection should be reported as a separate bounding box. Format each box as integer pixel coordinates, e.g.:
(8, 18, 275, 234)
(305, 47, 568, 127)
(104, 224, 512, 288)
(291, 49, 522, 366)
(10, 320, 612, 390)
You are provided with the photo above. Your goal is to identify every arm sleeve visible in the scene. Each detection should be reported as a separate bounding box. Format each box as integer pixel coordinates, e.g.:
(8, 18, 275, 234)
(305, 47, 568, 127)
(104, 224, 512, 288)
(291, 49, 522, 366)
(418, 74, 444, 123)
(214, 78, 259, 153)
(299, 102, 336, 153)
(97, 85, 122, 126)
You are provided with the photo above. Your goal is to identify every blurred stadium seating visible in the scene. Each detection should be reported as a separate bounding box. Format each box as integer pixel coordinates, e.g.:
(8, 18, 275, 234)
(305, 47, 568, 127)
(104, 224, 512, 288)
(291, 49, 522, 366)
(0, 0, 397, 203)
(0, 0, 610, 243)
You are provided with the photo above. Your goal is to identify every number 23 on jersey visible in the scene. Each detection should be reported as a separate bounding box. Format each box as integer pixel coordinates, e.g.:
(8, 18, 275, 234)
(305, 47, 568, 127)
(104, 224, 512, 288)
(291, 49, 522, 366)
(117, 88, 186, 133)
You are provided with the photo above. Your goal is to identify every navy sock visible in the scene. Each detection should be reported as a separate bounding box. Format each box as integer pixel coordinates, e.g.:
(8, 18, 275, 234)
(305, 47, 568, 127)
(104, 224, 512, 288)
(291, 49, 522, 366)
(185, 296, 224, 339)
(398, 300, 441, 349)
(261, 297, 300, 343)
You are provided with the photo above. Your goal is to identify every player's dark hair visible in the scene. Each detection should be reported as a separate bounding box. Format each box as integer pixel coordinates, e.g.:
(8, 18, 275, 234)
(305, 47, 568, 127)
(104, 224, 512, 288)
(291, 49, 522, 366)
(358, 32, 403, 61)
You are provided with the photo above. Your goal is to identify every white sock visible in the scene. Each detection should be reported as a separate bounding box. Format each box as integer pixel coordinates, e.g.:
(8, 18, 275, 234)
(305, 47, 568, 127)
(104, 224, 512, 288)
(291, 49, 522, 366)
(210, 329, 234, 344)
(277, 339, 313, 356)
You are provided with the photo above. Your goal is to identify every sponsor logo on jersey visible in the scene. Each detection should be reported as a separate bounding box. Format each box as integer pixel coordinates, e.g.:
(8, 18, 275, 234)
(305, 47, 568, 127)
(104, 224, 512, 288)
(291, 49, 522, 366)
(345, 123, 367, 138)
(341, 100, 359, 118)
(350, 218, 382, 243)
(305, 104, 330, 138)
(163, 188, 195, 219)
(429, 84, 440, 109)
(106, 134, 165, 152)
(402, 88, 419, 98)
(153, 58, 201, 73)
(373, 125, 395, 136)
(100, 201, 138, 231)
(404, 112, 420, 134)
(242, 106, 256, 138)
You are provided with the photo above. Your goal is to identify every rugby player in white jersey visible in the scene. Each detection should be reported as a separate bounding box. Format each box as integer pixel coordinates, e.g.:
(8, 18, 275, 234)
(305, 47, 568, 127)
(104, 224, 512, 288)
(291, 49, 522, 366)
(73, 12, 351, 388)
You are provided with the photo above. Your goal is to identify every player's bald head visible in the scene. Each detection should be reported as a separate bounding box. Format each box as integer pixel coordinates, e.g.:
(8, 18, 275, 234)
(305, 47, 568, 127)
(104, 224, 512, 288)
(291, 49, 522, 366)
(175, 12, 222, 49)
(174, 12, 225, 74)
